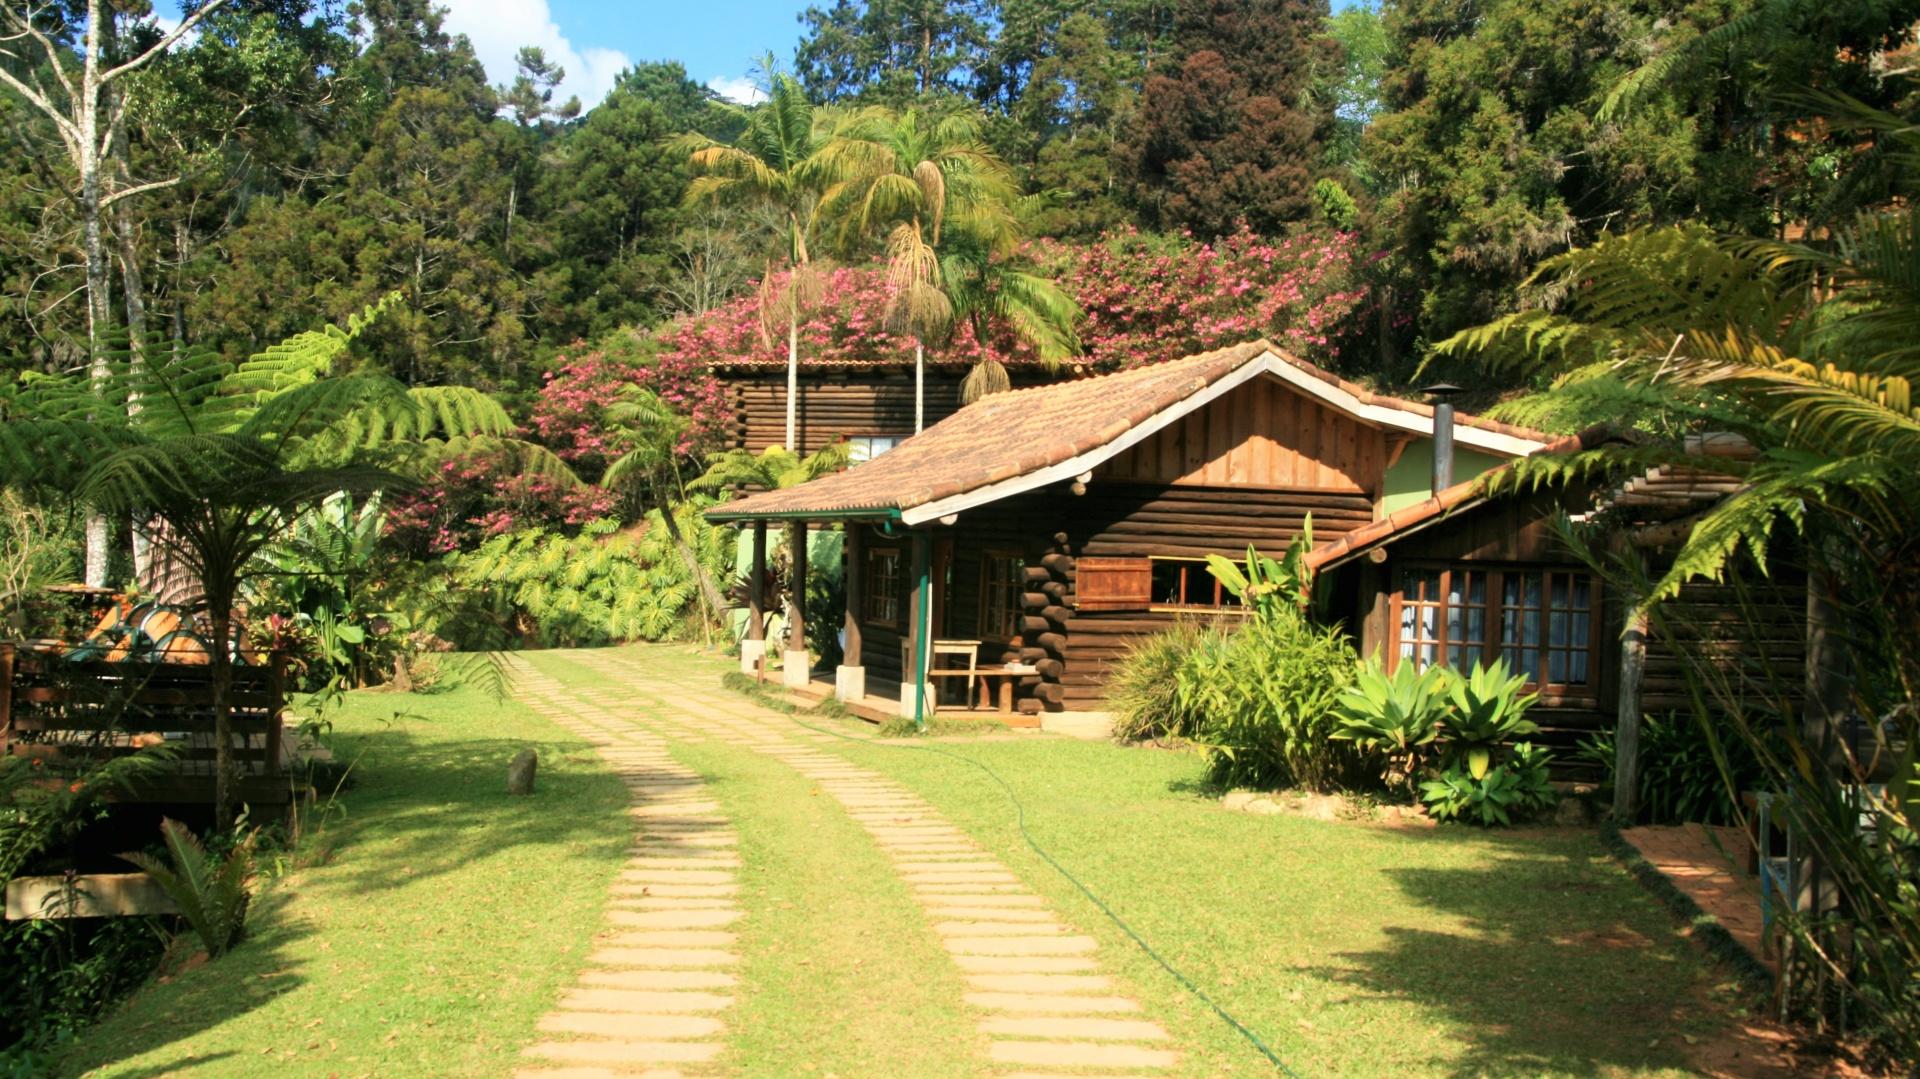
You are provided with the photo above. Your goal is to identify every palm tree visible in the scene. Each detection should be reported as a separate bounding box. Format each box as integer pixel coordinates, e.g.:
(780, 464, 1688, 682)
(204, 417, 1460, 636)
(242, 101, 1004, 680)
(819, 106, 1080, 425)
(680, 68, 830, 452)
(601, 387, 729, 626)
(0, 297, 563, 828)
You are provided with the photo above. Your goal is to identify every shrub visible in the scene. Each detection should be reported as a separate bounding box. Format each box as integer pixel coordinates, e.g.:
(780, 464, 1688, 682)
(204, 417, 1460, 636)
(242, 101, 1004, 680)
(1578, 712, 1766, 825)
(1333, 658, 1448, 792)
(1109, 621, 1218, 742)
(1420, 742, 1557, 826)
(121, 819, 257, 959)
(1182, 611, 1363, 792)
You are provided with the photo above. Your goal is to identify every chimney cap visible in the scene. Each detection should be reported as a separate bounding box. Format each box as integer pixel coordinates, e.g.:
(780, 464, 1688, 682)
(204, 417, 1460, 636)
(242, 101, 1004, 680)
(1422, 382, 1464, 400)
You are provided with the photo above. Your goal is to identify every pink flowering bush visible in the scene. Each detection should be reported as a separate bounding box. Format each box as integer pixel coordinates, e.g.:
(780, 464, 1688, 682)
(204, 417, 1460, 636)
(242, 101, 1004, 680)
(528, 332, 732, 476)
(385, 452, 616, 556)
(656, 229, 1374, 377)
(656, 263, 1037, 370)
(1039, 225, 1373, 370)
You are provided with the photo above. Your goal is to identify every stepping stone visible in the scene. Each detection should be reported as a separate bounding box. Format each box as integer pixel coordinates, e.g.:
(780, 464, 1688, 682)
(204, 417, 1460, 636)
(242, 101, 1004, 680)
(902, 872, 1021, 884)
(560, 988, 733, 1014)
(588, 947, 737, 969)
(927, 907, 1054, 922)
(935, 921, 1070, 937)
(524, 1040, 722, 1066)
(537, 1012, 724, 1039)
(964, 992, 1140, 1014)
(625, 855, 742, 869)
(611, 883, 739, 898)
(921, 894, 1046, 908)
(967, 973, 1116, 994)
(982, 1016, 1167, 1041)
(599, 929, 737, 949)
(954, 955, 1098, 974)
(947, 935, 1097, 956)
(619, 870, 734, 885)
(510, 1059, 691, 1067)
(987, 1041, 1178, 1069)
(630, 802, 722, 815)
(610, 896, 741, 911)
(607, 909, 742, 929)
(913, 884, 1028, 895)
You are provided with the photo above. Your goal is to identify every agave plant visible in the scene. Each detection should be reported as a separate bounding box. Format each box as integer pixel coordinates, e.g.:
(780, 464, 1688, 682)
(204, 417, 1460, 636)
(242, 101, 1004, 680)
(1333, 657, 1449, 791)
(121, 818, 256, 958)
(1440, 660, 1540, 778)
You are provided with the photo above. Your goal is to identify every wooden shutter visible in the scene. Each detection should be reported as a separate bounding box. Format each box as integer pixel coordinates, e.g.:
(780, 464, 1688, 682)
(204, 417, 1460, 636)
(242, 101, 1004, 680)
(1074, 557, 1151, 611)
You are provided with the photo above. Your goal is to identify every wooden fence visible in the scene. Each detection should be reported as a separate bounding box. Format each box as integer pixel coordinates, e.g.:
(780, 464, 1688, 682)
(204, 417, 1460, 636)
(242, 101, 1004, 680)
(0, 643, 292, 806)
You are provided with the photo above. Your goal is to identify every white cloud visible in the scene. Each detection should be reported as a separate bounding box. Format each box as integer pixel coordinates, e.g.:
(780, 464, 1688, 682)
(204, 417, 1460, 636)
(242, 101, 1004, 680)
(436, 0, 632, 111)
(706, 76, 766, 105)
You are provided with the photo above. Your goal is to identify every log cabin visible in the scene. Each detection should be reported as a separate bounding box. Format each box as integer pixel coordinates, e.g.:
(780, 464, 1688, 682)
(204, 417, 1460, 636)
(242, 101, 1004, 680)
(705, 339, 1549, 721)
(1305, 433, 1810, 786)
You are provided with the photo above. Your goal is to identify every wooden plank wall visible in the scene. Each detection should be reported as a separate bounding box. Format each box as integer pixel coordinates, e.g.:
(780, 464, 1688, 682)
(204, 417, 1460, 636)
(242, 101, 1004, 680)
(1099, 376, 1378, 493)
(721, 371, 967, 454)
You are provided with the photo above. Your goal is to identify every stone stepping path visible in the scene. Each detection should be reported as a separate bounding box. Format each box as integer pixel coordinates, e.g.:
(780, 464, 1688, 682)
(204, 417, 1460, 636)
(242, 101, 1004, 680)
(507, 659, 742, 1079)
(561, 649, 1182, 1079)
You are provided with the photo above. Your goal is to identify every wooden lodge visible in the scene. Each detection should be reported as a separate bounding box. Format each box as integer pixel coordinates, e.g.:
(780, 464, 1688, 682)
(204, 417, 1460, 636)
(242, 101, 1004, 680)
(706, 340, 1549, 722)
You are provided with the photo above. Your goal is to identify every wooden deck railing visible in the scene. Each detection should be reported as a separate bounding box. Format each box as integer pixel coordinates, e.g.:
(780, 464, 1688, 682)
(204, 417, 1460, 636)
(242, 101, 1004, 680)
(0, 643, 292, 805)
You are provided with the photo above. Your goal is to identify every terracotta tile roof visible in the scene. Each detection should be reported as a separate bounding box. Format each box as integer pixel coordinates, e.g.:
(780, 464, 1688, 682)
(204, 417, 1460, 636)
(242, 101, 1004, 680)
(706, 339, 1550, 523)
(1303, 427, 1614, 570)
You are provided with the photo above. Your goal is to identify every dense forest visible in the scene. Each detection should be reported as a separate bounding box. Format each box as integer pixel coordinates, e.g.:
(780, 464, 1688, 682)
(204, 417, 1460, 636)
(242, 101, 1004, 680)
(4, 0, 1915, 396)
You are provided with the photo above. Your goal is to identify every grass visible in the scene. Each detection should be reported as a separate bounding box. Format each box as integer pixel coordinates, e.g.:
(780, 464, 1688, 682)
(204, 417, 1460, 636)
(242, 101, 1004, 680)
(57, 674, 631, 1078)
(757, 688, 1751, 1077)
(670, 736, 983, 1076)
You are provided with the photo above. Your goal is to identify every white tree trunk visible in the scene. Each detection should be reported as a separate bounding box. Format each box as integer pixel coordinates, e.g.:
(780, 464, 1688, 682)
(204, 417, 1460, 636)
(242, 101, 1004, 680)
(914, 338, 925, 433)
(785, 302, 799, 452)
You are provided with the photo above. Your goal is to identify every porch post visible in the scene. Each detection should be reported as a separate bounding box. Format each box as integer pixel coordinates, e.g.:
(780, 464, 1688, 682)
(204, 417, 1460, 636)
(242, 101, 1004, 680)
(742, 519, 768, 675)
(1613, 605, 1648, 822)
(838, 523, 866, 701)
(903, 529, 931, 724)
(784, 521, 810, 688)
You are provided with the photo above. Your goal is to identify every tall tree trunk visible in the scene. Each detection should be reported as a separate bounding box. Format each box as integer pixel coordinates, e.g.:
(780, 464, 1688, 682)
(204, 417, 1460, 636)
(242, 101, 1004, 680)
(785, 299, 799, 452)
(115, 195, 156, 588)
(205, 575, 236, 832)
(914, 338, 925, 433)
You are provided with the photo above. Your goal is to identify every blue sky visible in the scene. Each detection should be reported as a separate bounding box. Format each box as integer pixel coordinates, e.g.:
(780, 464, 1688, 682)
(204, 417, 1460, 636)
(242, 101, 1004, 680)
(159, 2, 1364, 110)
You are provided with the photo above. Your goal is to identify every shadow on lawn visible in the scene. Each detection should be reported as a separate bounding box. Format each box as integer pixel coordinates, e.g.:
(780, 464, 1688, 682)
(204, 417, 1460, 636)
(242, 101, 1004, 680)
(56, 891, 310, 1076)
(311, 727, 630, 895)
(1307, 832, 1707, 1078)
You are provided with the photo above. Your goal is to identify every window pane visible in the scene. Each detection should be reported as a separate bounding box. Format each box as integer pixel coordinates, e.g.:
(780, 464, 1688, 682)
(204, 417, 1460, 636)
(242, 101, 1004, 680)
(1569, 651, 1589, 684)
(1420, 604, 1437, 641)
(1550, 611, 1568, 647)
(1572, 577, 1591, 610)
(1572, 613, 1590, 648)
(1549, 650, 1567, 684)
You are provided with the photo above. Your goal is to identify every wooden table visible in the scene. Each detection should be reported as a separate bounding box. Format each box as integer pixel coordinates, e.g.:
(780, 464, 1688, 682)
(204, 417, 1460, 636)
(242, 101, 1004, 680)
(903, 639, 982, 708)
(978, 664, 1039, 715)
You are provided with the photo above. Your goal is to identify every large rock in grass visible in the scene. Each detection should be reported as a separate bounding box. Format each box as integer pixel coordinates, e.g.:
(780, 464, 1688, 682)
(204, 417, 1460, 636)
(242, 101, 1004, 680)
(507, 748, 538, 795)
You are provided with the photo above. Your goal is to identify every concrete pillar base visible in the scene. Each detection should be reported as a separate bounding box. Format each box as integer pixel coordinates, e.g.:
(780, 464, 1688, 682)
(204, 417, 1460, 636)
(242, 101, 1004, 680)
(782, 651, 811, 689)
(835, 665, 866, 701)
(739, 639, 765, 675)
(898, 683, 928, 719)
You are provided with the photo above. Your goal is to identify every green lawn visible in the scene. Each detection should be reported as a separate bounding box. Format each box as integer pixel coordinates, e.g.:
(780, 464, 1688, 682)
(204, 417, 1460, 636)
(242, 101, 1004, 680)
(764, 681, 1747, 1077)
(55, 646, 1759, 1078)
(58, 677, 631, 1078)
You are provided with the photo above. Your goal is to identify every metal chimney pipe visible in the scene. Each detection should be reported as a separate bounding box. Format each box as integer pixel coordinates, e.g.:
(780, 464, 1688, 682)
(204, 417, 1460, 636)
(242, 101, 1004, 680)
(1423, 383, 1463, 495)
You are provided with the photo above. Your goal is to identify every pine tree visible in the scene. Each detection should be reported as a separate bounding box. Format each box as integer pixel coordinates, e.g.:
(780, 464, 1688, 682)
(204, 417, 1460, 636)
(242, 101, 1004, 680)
(1120, 0, 1334, 238)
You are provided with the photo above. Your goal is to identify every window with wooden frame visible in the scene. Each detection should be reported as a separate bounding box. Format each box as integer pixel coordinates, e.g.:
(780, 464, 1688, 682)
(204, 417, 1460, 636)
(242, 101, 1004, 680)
(1148, 557, 1242, 611)
(864, 547, 902, 627)
(978, 551, 1025, 639)
(1392, 564, 1600, 696)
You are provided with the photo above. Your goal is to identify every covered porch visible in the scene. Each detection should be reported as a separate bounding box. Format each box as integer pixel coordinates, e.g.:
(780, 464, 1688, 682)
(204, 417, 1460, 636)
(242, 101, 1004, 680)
(714, 509, 1059, 730)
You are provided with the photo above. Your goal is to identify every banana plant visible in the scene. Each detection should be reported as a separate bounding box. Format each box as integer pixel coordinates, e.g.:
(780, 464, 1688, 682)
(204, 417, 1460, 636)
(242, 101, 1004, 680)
(1204, 516, 1315, 620)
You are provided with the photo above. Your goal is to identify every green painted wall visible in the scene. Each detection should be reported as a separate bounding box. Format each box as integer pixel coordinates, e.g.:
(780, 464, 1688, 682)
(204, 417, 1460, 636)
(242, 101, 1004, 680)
(1380, 440, 1509, 515)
